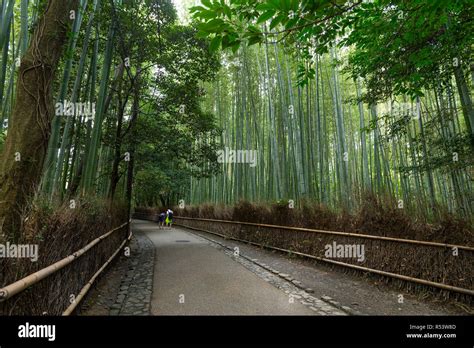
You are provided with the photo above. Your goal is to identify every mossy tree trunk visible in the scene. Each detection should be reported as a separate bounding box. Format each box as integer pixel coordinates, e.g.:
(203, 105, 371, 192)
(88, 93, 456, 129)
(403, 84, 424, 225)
(0, 0, 79, 242)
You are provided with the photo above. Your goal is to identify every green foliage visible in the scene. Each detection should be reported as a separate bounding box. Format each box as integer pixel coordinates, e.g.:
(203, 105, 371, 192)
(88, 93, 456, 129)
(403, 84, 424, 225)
(1, 0, 473, 225)
(191, 0, 474, 101)
(129, 21, 221, 207)
(344, 0, 474, 102)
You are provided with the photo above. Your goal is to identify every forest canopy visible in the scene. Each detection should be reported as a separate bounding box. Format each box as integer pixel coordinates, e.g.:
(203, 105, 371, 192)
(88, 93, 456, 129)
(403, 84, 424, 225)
(0, 0, 472, 243)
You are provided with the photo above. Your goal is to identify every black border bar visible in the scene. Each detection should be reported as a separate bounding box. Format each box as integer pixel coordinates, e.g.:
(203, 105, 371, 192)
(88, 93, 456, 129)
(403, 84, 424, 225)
(0, 315, 472, 345)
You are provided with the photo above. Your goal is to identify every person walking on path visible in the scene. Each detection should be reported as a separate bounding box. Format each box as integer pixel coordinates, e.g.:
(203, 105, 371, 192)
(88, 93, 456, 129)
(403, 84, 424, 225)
(165, 209, 174, 229)
(158, 211, 166, 229)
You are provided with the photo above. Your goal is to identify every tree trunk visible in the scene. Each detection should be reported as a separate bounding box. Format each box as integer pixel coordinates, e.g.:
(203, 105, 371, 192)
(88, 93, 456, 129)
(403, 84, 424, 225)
(0, 0, 79, 242)
(453, 65, 474, 149)
(109, 79, 128, 199)
(125, 76, 141, 216)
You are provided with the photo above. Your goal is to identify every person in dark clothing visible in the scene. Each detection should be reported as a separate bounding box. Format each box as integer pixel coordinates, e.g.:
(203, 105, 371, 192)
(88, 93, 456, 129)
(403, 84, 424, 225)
(158, 212, 166, 229)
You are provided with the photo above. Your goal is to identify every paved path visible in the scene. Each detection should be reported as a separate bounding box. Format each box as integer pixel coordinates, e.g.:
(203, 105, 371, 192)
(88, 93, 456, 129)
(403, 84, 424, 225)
(136, 220, 323, 315)
(81, 220, 463, 315)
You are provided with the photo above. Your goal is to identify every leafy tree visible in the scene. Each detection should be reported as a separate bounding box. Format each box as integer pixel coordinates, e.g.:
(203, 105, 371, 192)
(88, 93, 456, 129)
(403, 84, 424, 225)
(131, 24, 221, 207)
(191, 1, 473, 139)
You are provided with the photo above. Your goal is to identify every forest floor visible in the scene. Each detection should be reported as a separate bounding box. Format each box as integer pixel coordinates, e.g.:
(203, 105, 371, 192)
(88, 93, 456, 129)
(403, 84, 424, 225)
(80, 220, 468, 316)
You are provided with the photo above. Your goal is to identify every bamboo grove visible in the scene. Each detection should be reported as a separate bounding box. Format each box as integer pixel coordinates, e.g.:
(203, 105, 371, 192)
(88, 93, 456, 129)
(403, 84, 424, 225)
(188, 0, 474, 220)
(0, 0, 220, 240)
(0, 0, 473, 243)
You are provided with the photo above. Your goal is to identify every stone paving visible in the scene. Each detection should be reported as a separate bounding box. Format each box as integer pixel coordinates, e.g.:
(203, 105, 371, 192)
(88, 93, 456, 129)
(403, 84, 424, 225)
(109, 232, 155, 315)
(81, 231, 156, 316)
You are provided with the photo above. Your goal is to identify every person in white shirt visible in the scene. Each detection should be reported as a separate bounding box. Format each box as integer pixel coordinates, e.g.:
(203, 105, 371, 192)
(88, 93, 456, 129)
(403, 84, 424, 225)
(165, 209, 174, 229)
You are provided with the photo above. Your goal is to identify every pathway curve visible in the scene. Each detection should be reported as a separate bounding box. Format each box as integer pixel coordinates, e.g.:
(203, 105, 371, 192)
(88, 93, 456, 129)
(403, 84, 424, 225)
(139, 220, 342, 315)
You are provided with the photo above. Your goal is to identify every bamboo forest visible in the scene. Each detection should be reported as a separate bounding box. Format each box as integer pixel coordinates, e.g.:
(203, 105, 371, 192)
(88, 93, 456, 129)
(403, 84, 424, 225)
(188, 2, 474, 218)
(0, 0, 473, 336)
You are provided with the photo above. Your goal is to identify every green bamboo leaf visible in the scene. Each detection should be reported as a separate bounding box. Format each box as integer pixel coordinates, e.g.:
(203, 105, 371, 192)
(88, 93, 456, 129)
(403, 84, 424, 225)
(221, 34, 230, 48)
(269, 14, 284, 29)
(268, 0, 281, 10)
(222, 4, 232, 18)
(197, 10, 218, 20)
(198, 18, 225, 33)
(190, 5, 206, 13)
(231, 41, 240, 53)
(284, 16, 298, 29)
(201, 0, 213, 9)
(247, 35, 262, 46)
(209, 35, 222, 52)
(257, 10, 275, 24)
(256, 3, 272, 11)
